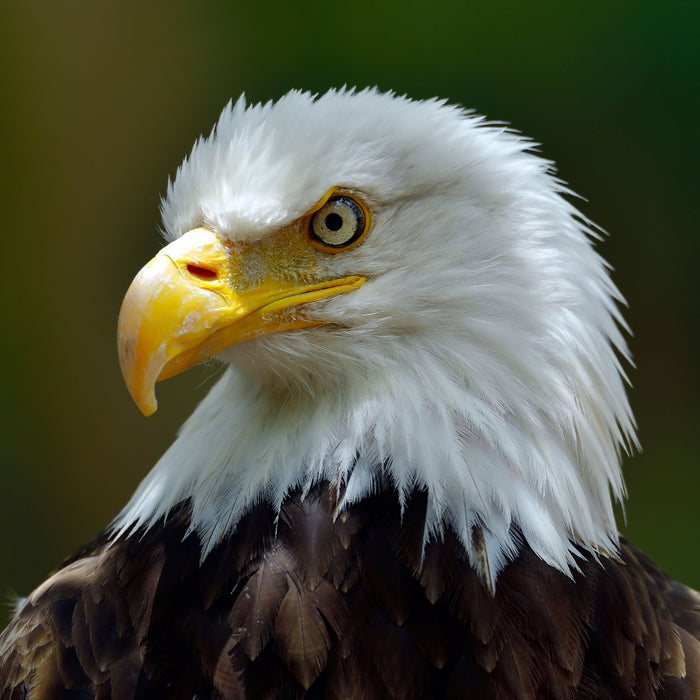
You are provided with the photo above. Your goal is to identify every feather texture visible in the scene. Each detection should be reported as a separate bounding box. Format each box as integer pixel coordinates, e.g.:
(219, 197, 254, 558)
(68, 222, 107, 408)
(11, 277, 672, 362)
(2, 482, 699, 698)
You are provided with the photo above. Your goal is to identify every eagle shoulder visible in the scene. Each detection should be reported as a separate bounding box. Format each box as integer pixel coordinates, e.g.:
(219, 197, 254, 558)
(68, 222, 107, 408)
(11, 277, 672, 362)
(1, 485, 699, 699)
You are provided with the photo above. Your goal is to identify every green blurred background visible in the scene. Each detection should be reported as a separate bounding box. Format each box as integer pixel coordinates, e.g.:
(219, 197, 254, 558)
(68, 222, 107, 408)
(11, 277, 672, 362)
(0, 1, 697, 621)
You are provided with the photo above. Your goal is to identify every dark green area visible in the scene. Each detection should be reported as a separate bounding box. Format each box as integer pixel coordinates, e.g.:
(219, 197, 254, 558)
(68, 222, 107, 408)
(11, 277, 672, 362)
(0, 1, 697, 623)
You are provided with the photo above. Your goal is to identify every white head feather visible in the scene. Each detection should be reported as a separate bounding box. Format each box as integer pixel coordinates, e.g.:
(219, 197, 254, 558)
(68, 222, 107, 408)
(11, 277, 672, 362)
(115, 88, 637, 589)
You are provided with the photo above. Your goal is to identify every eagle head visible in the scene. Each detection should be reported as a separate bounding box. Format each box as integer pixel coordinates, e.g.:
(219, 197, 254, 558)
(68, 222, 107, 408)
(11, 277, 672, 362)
(115, 89, 636, 588)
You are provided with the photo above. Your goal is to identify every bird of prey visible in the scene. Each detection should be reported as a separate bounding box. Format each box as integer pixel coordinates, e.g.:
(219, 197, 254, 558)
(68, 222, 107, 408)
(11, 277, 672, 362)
(1, 88, 698, 699)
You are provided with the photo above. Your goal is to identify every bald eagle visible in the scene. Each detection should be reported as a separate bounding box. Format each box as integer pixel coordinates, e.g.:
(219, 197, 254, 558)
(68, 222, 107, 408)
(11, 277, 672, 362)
(1, 89, 698, 699)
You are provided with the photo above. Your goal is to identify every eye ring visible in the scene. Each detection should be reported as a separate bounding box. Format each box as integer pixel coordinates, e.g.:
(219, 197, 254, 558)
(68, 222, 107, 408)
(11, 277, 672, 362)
(309, 195, 368, 251)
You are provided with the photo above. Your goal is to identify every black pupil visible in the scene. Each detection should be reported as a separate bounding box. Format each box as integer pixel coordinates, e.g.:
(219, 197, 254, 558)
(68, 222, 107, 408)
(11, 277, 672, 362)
(325, 212, 344, 231)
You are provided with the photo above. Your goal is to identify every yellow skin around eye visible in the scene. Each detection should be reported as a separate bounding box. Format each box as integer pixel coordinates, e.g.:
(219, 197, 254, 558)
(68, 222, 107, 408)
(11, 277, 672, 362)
(118, 191, 370, 415)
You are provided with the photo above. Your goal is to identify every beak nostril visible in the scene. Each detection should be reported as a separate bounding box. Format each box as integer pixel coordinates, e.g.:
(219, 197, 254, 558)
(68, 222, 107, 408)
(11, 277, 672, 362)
(187, 263, 218, 279)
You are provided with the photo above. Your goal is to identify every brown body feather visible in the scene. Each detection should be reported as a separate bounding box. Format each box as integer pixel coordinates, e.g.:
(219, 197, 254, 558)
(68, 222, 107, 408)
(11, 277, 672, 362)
(1, 482, 699, 699)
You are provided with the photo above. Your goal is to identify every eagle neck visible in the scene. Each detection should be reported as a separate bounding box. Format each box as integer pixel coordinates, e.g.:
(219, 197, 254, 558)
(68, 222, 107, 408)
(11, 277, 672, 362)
(113, 348, 624, 590)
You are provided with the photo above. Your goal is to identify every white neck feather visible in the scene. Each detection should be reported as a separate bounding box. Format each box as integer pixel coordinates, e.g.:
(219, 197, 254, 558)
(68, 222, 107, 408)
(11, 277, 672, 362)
(115, 316, 634, 590)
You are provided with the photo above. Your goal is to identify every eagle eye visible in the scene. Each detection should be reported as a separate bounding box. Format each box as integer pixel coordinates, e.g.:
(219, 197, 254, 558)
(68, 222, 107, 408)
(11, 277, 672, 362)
(309, 195, 367, 251)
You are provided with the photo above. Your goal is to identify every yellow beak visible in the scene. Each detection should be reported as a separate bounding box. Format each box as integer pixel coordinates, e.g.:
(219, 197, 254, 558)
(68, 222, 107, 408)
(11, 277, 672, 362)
(118, 227, 365, 416)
